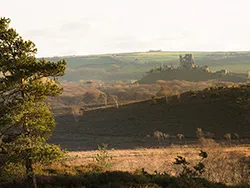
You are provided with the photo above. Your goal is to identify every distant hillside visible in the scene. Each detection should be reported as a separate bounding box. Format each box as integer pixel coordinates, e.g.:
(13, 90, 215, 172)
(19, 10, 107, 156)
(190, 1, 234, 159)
(51, 84, 250, 151)
(44, 51, 250, 82)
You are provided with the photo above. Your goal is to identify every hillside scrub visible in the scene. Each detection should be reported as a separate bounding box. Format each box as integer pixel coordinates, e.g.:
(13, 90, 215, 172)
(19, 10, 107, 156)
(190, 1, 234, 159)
(51, 80, 235, 109)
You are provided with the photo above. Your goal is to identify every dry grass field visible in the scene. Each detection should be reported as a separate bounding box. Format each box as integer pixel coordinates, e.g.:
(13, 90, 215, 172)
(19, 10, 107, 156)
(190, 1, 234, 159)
(38, 144, 249, 186)
(66, 145, 250, 173)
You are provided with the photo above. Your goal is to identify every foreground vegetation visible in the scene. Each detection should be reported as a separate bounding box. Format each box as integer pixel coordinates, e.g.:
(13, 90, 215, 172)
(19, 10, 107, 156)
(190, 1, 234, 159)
(1, 172, 241, 188)
(1, 171, 244, 188)
(1, 144, 249, 187)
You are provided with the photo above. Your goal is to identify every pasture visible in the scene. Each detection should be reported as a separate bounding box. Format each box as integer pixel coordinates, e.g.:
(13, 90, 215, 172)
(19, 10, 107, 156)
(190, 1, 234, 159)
(46, 51, 250, 82)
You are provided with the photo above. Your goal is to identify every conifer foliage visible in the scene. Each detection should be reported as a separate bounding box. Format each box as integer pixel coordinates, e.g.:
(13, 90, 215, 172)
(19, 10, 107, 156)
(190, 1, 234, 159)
(0, 17, 66, 187)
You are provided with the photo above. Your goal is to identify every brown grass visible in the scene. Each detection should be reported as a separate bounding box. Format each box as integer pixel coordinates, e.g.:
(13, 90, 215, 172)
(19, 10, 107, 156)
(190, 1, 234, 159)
(65, 145, 250, 173)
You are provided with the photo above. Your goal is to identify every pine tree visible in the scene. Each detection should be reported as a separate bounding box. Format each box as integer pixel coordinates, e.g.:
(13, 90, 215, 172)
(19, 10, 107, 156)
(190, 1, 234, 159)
(0, 17, 66, 187)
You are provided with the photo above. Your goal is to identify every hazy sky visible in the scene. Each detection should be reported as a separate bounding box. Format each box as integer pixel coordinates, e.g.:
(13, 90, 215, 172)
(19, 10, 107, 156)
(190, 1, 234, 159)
(1, 0, 249, 57)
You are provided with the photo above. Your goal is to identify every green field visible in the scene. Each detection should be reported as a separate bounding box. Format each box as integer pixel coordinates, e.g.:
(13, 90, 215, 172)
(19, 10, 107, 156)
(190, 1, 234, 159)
(45, 51, 250, 82)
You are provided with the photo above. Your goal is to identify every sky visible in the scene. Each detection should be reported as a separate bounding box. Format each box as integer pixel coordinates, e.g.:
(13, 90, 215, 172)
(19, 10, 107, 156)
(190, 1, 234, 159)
(1, 0, 250, 57)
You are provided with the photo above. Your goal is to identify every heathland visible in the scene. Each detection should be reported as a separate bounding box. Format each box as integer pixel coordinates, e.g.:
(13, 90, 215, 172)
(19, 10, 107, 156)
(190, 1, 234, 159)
(2, 50, 250, 187)
(2, 17, 250, 187)
(51, 84, 250, 151)
(41, 52, 250, 187)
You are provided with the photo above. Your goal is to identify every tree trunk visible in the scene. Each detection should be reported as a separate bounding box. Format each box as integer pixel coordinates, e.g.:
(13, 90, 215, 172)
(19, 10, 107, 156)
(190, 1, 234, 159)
(25, 157, 37, 188)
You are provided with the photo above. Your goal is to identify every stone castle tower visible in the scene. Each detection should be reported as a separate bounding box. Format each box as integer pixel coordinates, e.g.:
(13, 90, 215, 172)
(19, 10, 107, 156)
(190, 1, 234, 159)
(179, 54, 194, 69)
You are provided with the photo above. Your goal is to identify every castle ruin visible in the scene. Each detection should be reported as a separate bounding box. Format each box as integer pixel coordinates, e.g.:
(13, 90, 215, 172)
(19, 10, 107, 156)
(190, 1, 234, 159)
(179, 54, 195, 69)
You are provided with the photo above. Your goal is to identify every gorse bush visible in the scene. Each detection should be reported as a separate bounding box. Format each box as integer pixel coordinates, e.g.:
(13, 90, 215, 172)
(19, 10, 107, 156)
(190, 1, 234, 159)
(174, 150, 208, 178)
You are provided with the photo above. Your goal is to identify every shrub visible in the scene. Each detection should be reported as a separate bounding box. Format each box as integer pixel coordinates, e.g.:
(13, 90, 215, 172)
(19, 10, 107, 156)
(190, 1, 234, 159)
(92, 143, 113, 171)
(174, 150, 207, 178)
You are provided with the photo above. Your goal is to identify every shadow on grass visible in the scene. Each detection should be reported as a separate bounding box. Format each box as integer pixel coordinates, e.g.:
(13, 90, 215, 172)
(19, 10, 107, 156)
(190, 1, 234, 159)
(1, 171, 248, 188)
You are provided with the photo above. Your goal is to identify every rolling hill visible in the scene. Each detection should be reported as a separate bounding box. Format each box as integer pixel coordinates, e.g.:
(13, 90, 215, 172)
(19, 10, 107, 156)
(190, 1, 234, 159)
(50, 84, 250, 151)
(44, 51, 250, 82)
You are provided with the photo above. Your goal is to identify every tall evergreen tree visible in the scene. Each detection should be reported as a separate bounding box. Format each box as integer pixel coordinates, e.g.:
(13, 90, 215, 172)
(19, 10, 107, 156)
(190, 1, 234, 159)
(0, 17, 66, 187)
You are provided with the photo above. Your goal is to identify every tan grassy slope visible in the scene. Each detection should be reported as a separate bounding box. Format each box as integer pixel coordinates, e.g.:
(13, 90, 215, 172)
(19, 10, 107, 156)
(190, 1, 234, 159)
(51, 84, 250, 151)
